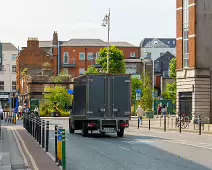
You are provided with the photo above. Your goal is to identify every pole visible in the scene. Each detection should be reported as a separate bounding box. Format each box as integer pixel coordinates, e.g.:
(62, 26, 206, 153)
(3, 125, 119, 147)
(106, 8, 110, 73)
(39, 118, 41, 145)
(152, 39, 155, 110)
(55, 125, 58, 162)
(199, 119, 201, 135)
(62, 129, 66, 169)
(137, 117, 139, 129)
(149, 119, 150, 130)
(164, 116, 166, 132)
(179, 113, 182, 133)
(42, 120, 45, 148)
(46, 121, 49, 152)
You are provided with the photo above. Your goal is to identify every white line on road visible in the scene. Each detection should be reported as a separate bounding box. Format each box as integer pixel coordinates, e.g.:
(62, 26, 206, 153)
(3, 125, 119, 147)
(13, 128, 39, 170)
(118, 146, 130, 151)
(11, 129, 29, 167)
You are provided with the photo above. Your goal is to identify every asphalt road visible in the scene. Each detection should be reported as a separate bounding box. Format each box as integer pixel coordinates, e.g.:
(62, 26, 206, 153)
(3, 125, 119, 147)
(44, 119, 212, 170)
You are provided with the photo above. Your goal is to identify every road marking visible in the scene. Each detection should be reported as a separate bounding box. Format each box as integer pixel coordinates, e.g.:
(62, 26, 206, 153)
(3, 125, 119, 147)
(102, 141, 109, 144)
(12, 128, 39, 170)
(118, 146, 130, 151)
(11, 129, 29, 167)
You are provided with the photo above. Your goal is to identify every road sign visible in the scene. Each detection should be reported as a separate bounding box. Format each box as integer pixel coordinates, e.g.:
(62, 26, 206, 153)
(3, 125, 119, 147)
(136, 89, 142, 101)
(58, 129, 62, 135)
(58, 135, 62, 142)
(68, 90, 74, 95)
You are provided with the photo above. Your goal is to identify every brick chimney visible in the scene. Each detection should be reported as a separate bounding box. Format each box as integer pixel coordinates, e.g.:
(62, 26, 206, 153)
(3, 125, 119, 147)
(53, 31, 58, 46)
(53, 31, 58, 75)
(27, 37, 39, 48)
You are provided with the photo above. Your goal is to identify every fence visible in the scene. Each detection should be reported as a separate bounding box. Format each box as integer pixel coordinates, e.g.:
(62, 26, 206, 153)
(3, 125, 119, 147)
(23, 113, 67, 169)
(134, 115, 211, 135)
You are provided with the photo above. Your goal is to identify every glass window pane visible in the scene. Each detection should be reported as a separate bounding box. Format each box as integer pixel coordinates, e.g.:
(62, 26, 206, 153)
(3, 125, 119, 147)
(80, 53, 85, 60)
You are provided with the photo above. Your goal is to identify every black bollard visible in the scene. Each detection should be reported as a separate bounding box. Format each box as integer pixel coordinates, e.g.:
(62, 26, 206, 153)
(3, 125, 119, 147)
(137, 117, 139, 129)
(36, 118, 39, 142)
(164, 116, 166, 132)
(32, 116, 35, 138)
(55, 125, 58, 162)
(179, 114, 182, 133)
(149, 119, 150, 130)
(46, 121, 49, 152)
(37, 118, 39, 142)
(42, 120, 45, 148)
(199, 120, 201, 135)
(39, 119, 41, 145)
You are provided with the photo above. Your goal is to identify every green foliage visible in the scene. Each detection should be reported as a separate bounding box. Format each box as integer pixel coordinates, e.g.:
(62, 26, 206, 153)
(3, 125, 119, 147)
(163, 57, 176, 104)
(49, 71, 71, 83)
(141, 73, 153, 110)
(131, 77, 142, 101)
(97, 46, 126, 73)
(40, 85, 72, 117)
(86, 66, 99, 74)
(169, 58, 176, 80)
(43, 85, 72, 109)
(21, 68, 28, 76)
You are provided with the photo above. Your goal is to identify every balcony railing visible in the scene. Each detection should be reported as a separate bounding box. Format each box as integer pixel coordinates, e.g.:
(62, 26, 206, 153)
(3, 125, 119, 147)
(63, 59, 76, 68)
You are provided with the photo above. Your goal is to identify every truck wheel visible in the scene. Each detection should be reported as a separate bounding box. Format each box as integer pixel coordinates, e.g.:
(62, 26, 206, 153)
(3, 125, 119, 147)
(82, 122, 88, 137)
(69, 120, 75, 133)
(117, 128, 124, 137)
(69, 124, 75, 134)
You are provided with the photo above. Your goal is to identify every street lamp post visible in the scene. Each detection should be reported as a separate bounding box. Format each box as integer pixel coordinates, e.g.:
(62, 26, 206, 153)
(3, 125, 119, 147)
(101, 8, 110, 73)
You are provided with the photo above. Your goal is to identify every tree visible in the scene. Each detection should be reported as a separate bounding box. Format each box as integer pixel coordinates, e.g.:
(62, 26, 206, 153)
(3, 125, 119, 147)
(141, 73, 153, 110)
(163, 58, 176, 104)
(86, 66, 99, 74)
(43, 85, 72, 110)
(97, 46, 126, 73)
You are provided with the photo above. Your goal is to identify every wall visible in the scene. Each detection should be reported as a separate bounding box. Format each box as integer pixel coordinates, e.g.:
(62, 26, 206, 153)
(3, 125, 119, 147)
(0, 49, 18, 92)
(60, 46, 139, 77)
(141, 48, 176, 60)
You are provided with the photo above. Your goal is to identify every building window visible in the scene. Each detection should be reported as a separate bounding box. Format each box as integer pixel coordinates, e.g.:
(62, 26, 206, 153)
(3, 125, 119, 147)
(0, 81, 4, 90)
(79, 53, 85, 60)
(12, 54, 16, 61)
(63, 52, 69, 64)
(126, 63, 137, 74)
(87, 52, 94, 60)
(96, 52, 100, 60)
(145, 52, 151, 58)
(173, 41, 175, 45)
(12, 65, 16, 73)
(79, 68, 85, 75)
(183, 0, 189, 68)
(167, 41, 170, 44)
(12, 81, 16, 91)
(130, 52, 136, 58)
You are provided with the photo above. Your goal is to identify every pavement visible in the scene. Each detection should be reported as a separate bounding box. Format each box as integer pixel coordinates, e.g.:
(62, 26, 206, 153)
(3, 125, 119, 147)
(0, 119, 61, 170)
(42, 118, 212, 170)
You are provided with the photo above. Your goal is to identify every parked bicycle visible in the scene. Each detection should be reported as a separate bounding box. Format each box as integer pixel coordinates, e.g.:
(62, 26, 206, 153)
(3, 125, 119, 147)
(193, 114, 204, 130)
(175, 113, 189, 129)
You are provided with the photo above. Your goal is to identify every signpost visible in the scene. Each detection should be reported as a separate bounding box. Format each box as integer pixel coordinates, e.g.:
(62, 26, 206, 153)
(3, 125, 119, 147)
(57, 126, 63, 165)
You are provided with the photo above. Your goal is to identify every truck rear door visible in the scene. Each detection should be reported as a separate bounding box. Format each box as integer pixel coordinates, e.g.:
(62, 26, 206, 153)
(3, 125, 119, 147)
(111, 75, 131, 118)
(87, 75, 107, 118)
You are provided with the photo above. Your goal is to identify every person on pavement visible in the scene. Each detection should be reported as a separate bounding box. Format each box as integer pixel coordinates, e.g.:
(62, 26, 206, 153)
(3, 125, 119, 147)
(161, 104, 167, 118)
(18, 105, 22, 120)
(34, 106, 39, 117)
(136, 105, 144, 125)
(157, 104, 162, 118)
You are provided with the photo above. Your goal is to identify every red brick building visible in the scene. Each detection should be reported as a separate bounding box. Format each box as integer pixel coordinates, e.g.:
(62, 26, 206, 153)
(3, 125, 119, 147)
(16, 38, 54, 104)
(176, 0, 212, 122)
(52, 32, 140, 77)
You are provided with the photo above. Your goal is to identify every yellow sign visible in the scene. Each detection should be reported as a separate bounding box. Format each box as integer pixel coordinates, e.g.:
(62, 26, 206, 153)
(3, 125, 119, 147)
(58, 141, 62, 161)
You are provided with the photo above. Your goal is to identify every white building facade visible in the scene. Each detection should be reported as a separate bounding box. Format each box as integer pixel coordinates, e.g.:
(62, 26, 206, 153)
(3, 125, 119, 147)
(140, 38, 176, 60)
(0, 43, 18, 105)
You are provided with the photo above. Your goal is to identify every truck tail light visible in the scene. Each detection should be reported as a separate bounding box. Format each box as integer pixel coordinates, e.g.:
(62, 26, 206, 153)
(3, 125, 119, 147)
(121, 123, 129, 128)
(88, 123, 96, 128)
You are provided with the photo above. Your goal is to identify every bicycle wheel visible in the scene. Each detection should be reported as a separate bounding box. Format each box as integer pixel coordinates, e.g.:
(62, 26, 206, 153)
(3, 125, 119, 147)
(181, 122, 186, 129)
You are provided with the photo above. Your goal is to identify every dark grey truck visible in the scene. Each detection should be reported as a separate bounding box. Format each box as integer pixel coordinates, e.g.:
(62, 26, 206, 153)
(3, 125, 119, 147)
(69, 74, 131, 137)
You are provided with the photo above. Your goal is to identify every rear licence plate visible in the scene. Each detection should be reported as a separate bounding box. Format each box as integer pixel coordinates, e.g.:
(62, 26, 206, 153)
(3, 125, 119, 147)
(103, 128, 114, 133)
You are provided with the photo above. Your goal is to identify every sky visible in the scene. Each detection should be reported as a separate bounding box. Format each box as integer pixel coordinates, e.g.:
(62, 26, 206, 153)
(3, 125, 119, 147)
(0, 0, 176, 48)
